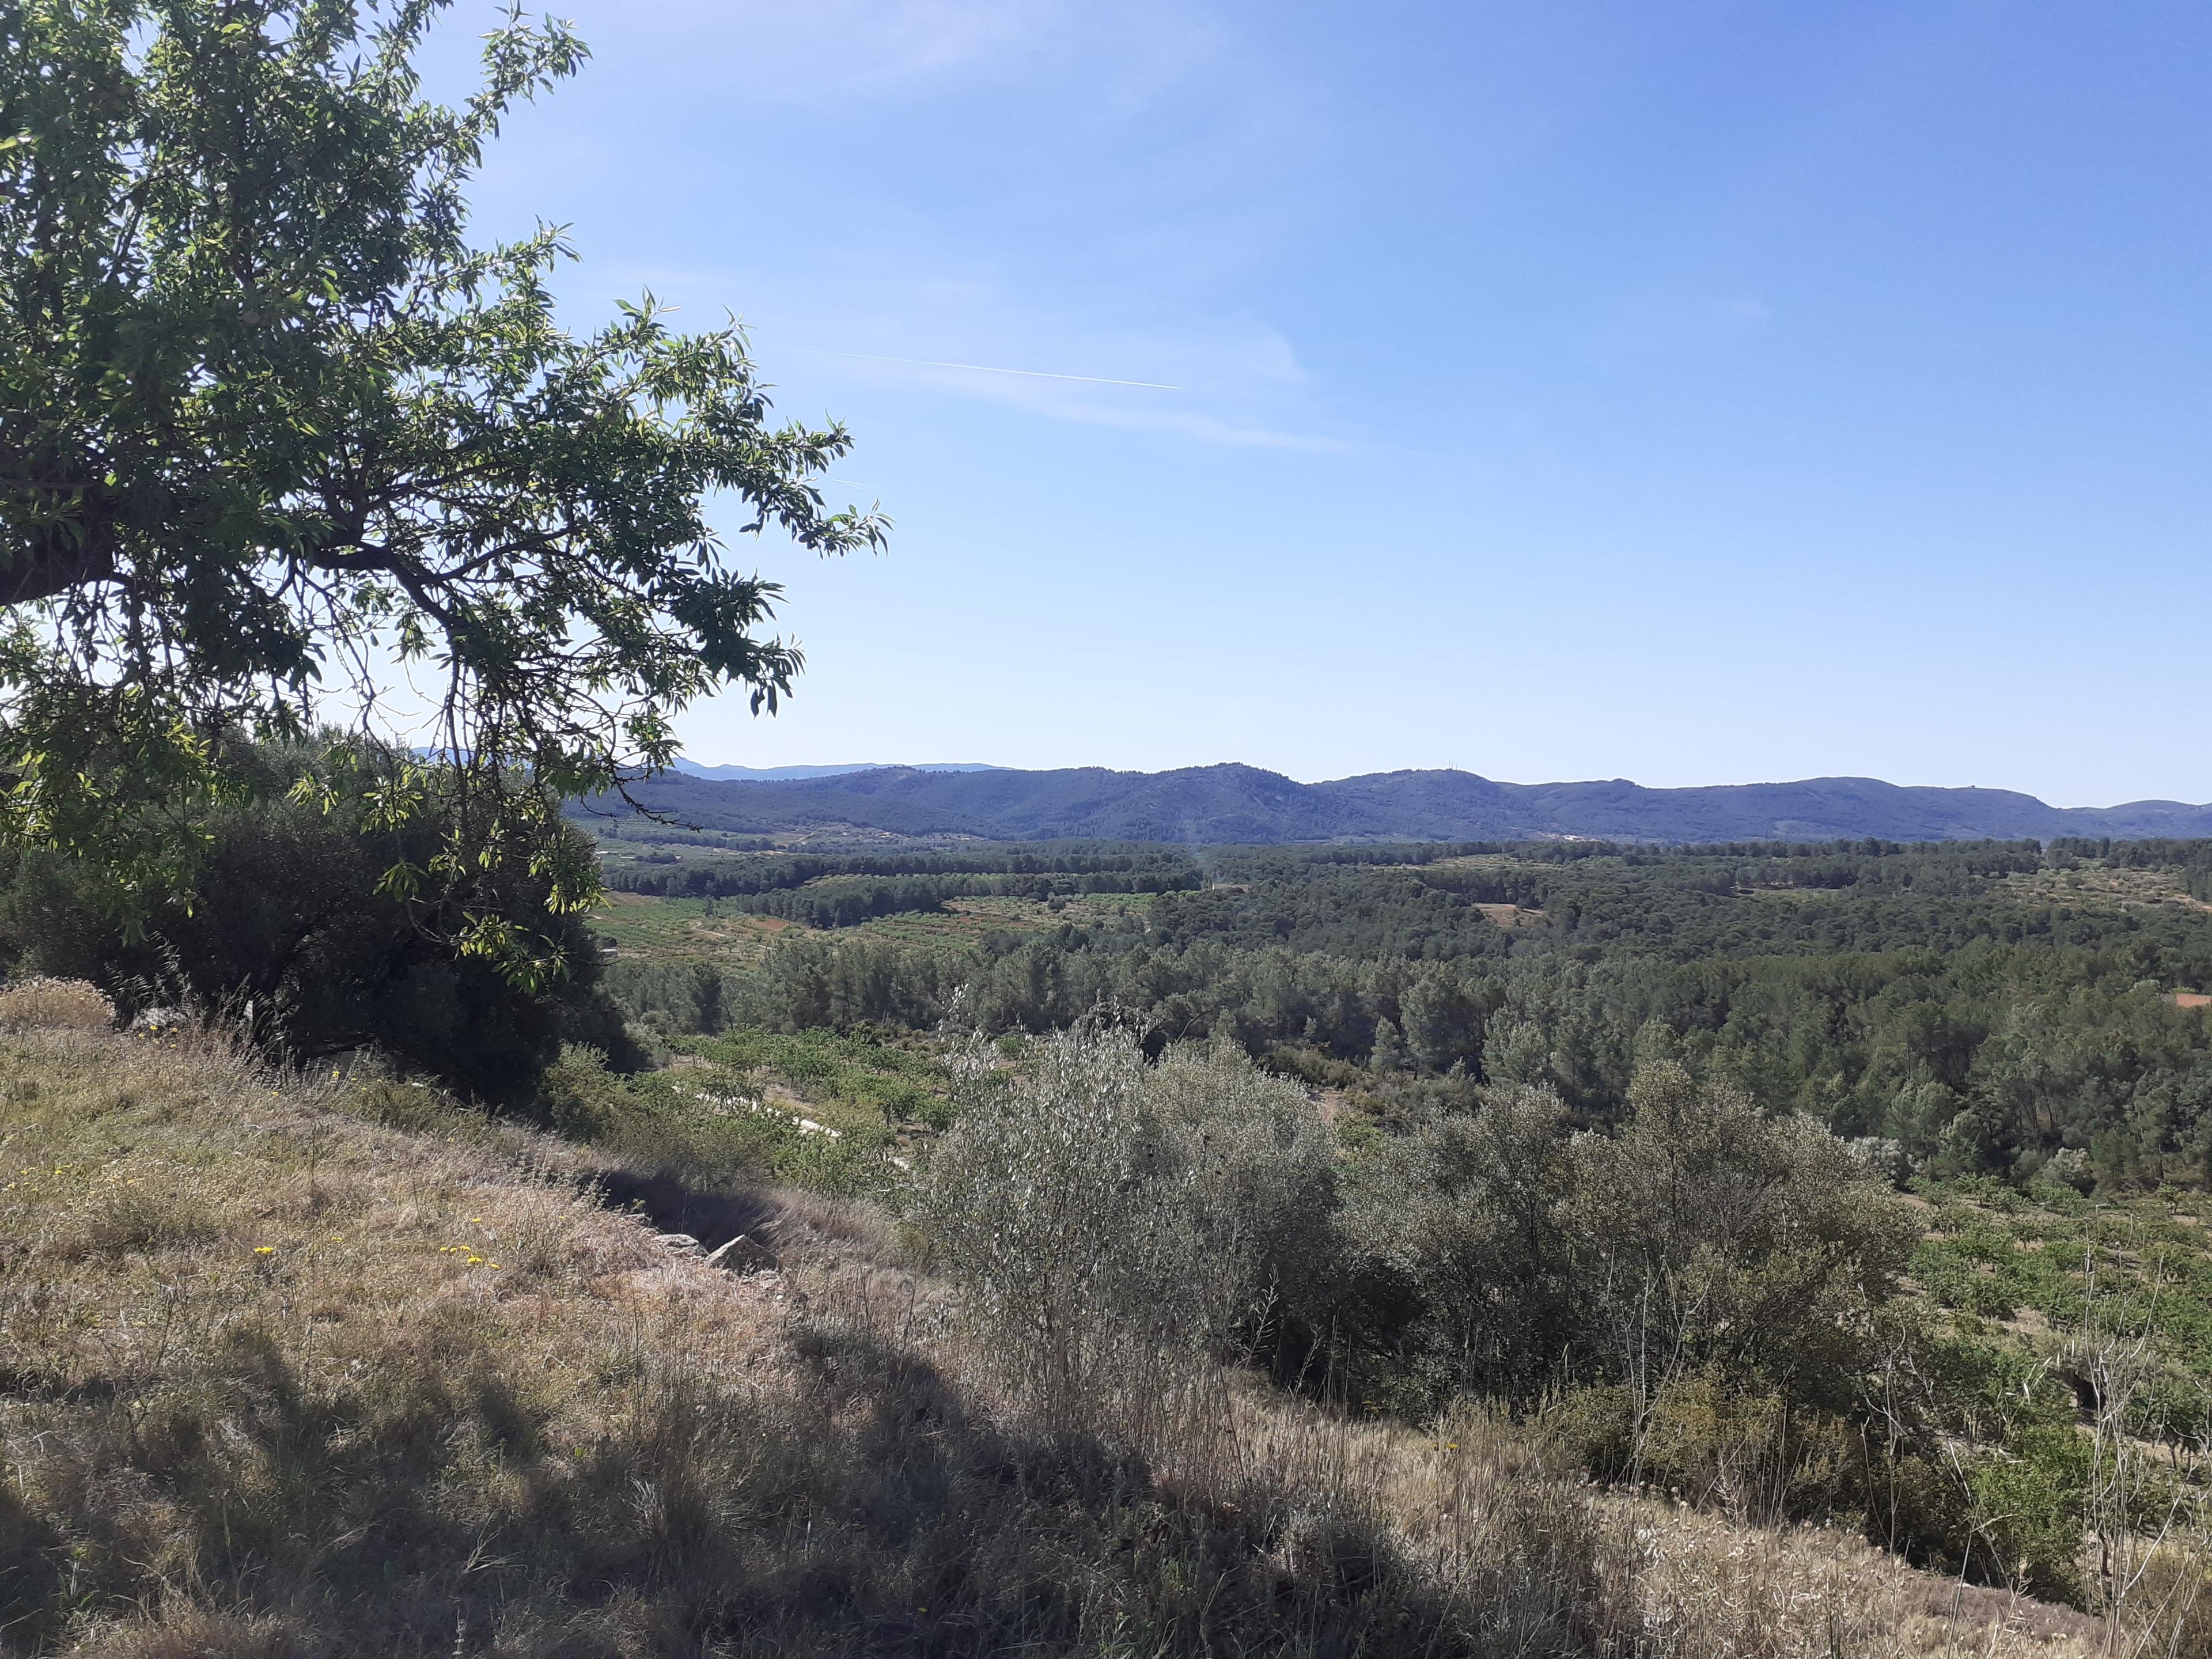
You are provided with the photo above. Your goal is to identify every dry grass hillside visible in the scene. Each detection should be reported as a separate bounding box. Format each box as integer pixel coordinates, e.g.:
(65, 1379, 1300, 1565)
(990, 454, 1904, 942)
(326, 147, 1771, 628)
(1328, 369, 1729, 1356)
(0, 1021, 2111, 1658)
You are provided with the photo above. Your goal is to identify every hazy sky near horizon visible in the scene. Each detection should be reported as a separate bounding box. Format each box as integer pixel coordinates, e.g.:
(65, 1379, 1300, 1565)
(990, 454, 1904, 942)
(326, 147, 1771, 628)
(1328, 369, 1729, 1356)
(427, 1, 2211, 805)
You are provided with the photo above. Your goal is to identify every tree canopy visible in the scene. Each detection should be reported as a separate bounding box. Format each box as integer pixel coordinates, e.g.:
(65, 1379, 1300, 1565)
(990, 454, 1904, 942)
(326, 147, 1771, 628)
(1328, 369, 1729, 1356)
(0, 0, 883, 957)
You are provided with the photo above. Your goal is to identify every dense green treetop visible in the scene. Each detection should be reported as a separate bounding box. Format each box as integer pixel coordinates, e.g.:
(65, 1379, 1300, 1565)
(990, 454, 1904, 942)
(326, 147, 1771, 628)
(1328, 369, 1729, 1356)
(0, 0, 882, 960)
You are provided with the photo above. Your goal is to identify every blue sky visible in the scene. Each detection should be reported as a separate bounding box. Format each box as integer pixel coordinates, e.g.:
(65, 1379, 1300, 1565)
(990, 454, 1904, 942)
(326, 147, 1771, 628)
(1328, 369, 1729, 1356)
(431, 2, 2211, 804)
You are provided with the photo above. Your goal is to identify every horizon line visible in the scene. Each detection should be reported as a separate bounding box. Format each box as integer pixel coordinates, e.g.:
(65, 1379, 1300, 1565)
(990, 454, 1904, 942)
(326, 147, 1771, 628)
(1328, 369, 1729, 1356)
(666, 758, 2209, 810)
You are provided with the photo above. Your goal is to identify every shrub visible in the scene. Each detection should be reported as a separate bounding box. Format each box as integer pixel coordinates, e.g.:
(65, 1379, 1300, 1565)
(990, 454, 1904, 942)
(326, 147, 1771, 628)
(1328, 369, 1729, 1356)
(912, 1022, 1335, 1422)
(1560, 1059, 1918, 1415)
(1144, 1037, 1341, 1362)
(912, 1022, 1162, 1421)
(1343, 1083, 1573, 1400)
(0, 975, 113, 1031)
(1968, 1423, 2091, 1603)
(0, 747, 633, 1101)
(1546, 1370, 1860, 1525)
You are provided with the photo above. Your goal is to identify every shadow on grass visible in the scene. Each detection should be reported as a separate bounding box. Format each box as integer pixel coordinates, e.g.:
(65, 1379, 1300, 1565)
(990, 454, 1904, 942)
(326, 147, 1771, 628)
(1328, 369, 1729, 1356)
(11, 1305, 1550, 1657)
(588, 1166, 782, 1256)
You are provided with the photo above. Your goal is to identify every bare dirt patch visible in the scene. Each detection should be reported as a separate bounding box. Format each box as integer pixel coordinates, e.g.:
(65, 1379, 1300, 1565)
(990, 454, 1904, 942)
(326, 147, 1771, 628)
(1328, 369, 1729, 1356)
(1475, 903, 1545, 929)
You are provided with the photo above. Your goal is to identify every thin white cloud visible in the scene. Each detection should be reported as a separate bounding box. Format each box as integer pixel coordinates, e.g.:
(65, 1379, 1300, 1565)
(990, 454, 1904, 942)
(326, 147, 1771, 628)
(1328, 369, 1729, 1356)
(480, 1, 1340, 451)
(600, 248, 1340, 449)
(793, 349, 1181, 390)
(1036, 402, 1351, 452)
(592, 0, 1222, 102)
(772, 299, 1340, 449)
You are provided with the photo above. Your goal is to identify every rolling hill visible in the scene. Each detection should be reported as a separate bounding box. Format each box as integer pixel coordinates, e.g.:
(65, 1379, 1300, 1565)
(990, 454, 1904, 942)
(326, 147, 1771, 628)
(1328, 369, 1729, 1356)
(669, 759, 1002, 781)
(575, 763, 2212, 845)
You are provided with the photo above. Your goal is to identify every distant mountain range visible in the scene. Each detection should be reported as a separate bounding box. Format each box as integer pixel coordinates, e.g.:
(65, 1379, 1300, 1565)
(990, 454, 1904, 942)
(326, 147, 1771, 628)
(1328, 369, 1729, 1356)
(575, 764, 2212, 845)
(669, 760, 1002, 782)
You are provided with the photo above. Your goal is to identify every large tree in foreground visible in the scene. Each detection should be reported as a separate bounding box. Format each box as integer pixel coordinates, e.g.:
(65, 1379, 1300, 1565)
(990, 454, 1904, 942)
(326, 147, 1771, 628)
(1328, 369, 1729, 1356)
(0, 0, 882, 970)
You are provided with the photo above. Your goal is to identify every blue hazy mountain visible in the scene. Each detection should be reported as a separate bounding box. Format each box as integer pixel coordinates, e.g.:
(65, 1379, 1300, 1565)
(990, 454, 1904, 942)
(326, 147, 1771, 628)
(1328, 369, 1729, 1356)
(669, 760, 1003, 782)
(574, 764, 2212, 845)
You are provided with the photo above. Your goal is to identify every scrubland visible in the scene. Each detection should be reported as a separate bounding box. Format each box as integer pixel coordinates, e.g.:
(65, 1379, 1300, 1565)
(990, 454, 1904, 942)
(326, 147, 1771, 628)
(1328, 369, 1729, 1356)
(0, 1023, 2125, 1658)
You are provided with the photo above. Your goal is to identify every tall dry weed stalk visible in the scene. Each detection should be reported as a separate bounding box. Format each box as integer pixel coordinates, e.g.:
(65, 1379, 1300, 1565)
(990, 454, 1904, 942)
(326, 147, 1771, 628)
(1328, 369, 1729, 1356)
(2062, 1233, 2212, 1658)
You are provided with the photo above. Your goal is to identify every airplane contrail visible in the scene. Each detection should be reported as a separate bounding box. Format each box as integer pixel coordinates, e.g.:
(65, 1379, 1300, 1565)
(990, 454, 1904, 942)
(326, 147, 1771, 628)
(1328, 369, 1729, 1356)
(796, 349, 1179, 390)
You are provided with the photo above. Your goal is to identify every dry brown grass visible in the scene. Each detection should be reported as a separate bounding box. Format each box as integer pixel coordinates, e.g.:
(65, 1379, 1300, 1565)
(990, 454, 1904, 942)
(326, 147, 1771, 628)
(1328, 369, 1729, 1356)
(0, 978, 113, 1032)
(0, 1028, 2113, 1658)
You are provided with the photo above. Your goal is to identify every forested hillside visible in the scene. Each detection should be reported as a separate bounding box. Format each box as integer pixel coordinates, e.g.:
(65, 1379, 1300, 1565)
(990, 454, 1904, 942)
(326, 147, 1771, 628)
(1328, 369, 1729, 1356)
(597, 833, 2212, 1186)
(581, 763, 2212, 844)
(21, 807, 2212, 1642)
(560, 831, 2212, 1618)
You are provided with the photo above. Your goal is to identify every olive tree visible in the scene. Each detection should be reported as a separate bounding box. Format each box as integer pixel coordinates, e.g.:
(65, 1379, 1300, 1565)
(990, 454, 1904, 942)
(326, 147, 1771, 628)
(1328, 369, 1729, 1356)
(0, 1, 882, 972)
(913, 1022, 1334, 1424)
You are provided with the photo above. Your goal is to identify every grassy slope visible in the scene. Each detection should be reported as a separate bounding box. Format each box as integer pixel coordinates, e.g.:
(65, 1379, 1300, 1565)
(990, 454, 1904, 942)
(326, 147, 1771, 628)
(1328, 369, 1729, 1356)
(0, 1029, 2103, 1658)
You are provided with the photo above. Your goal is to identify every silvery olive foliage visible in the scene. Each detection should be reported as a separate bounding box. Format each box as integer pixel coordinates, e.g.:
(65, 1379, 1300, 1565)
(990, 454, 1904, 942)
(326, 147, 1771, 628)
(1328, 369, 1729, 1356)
(1142, 1035, 1341, 1338)
(914, 1018, 1333, 1419)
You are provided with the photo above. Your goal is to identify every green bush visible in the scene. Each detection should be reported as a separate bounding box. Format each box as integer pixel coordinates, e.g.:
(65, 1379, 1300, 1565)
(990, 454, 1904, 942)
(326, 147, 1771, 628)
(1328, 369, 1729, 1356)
(1967, 1425, 2090, 1603)
(1334, 1060, 1914, 1423)
(1544, 1370, 1861, 1525)
(1560, 1060, 1918, 1414)
(911, 1024, 1335, 1420)
(0, 747, 631, 1102)
(1342, 1084, 1573, 1400)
